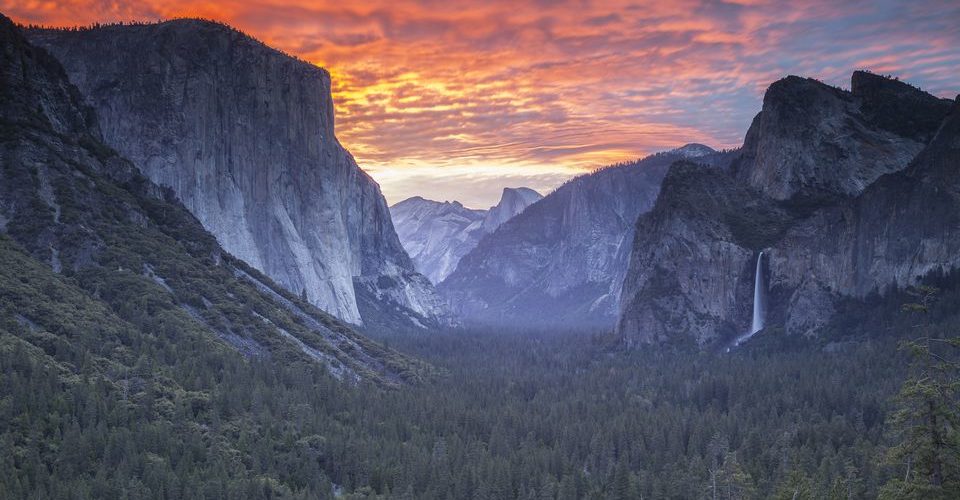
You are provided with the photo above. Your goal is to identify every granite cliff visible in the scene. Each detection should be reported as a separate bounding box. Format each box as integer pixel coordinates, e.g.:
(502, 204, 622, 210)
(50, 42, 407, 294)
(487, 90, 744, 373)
(618, 72, 957, 346)
(28, 20, 451, 332)
(479, 187, 543, 234)
(0, 14, 428, 383)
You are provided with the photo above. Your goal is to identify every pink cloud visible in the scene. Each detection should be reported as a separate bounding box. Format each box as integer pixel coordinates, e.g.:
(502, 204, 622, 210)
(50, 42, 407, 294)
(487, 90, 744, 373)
(4, 0, 957, 205)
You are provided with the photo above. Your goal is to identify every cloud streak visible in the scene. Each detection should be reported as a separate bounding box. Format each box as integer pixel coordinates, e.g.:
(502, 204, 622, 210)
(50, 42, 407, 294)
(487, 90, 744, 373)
(5, 0, 958, 206)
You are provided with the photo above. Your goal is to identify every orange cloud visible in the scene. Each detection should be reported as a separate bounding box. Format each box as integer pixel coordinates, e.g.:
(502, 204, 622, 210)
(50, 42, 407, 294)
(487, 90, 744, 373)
(4, 0, 958, 206)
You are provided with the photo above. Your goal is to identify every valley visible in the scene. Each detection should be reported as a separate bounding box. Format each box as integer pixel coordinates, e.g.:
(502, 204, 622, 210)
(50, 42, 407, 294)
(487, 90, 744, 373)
(1, 5, 959, 500)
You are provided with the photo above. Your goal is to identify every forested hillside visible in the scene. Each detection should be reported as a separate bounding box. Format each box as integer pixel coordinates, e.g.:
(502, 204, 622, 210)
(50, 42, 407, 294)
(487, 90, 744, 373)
(4, 266, 959, 498)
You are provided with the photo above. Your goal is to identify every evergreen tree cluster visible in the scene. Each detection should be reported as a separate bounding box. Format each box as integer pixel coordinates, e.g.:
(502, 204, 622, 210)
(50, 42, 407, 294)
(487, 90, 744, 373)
(4, 243, 959, 499)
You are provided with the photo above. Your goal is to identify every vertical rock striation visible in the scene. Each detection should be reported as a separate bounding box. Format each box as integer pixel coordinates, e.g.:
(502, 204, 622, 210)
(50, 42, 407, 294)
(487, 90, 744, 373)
(29, 20, 451, 330)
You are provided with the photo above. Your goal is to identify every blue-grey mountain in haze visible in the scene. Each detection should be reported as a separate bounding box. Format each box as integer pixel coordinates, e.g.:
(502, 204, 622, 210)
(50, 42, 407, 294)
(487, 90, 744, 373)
(390, 187, 542, 284)
(439, 144, 736, 330)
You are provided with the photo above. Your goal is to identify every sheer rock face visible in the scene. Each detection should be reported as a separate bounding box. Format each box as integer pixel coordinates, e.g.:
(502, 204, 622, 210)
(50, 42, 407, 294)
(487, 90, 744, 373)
(618, 72, 957, 346)
(0, 14, 427, 382)
(768, 100, 960, 336)
(617, 164, 762, 346)
(440, 146, 733, 330)
(29, 20, 451, 330)
(390, 188, 542, 284)
(735, 73, 949, 201)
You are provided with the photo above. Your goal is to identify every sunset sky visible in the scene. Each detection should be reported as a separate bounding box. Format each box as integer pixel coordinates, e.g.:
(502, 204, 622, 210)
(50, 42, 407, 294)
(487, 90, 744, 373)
(4, 0, 958, 207)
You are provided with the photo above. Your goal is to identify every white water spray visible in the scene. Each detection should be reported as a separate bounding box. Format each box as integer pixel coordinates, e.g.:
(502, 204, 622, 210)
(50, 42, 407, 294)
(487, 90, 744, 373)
(732, 252, 766, 348)
(750, 251, 765, 335)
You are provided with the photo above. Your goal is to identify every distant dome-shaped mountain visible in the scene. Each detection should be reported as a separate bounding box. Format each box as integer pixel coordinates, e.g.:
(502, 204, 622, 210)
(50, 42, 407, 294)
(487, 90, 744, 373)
(671, 143, 717, 158)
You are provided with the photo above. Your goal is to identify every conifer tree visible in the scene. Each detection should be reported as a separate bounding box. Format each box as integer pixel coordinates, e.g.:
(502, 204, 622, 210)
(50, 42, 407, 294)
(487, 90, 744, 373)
(880, 286, 960, 499)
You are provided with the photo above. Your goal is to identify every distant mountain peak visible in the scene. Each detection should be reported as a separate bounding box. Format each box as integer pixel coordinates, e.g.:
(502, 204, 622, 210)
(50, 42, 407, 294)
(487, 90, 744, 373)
(440, 150, 735, 330)
(392, 196, 471, 213)
(671, 143, 717, 158)
(501, 186, 541, 197)
(482, 187, 542, 233)
(390, 187, 541, 284)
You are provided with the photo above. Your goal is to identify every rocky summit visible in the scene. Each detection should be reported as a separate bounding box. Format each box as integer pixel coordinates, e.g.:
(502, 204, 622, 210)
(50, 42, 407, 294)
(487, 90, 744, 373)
(28, 20, 452, 332)
(617, 72, 957, 346)
(479, 187, 543, 234)
(390, 187, 542, 284)
(733, 73, 950, 201)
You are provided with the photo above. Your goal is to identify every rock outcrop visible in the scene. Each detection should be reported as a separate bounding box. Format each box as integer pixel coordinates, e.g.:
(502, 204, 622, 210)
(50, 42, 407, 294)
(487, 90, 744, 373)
(617, 72, 957, 346)
(390, 187, 542, 284)
(0, 14, 428, 383)
(733, 75, 943, 201)
(440, 145, 734, 330)
(28, 20, 451, 331)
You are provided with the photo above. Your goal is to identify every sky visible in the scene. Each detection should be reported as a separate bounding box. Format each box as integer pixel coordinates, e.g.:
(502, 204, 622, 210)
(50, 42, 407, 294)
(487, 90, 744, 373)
(4, 1, 958, 208)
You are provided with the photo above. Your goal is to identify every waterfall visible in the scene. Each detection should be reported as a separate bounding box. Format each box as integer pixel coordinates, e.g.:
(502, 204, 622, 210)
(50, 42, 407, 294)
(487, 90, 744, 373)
(731, 252, 765, 349)
(750, 251, 765, 335)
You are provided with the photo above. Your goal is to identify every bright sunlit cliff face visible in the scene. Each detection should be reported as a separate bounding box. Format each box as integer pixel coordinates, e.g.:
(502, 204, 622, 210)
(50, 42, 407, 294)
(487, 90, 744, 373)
(6, 0, 959, 206)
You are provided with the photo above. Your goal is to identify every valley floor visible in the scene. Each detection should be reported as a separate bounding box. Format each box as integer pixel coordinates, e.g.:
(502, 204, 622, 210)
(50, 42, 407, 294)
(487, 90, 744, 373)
(5, 295, 957, 499)
(366, 329, 905, 499)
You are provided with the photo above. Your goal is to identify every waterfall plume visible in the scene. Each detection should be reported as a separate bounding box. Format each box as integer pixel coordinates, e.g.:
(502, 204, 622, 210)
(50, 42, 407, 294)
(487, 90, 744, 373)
(731, 251, 766, 349)
(750, 251, 766, 335)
